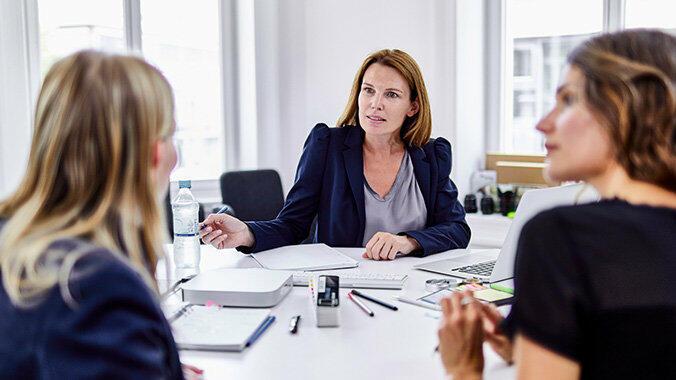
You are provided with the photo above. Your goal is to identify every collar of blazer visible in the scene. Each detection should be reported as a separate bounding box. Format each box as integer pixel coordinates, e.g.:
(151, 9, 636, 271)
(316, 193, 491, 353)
(341, 125, 434, 230)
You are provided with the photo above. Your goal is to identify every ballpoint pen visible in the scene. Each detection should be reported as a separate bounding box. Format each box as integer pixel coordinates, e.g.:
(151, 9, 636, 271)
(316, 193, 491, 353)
(348, 291, 374, 317)
(200, 205, 231, 229)
(246, 316, 276, 347)
(351, 290, 398, 311)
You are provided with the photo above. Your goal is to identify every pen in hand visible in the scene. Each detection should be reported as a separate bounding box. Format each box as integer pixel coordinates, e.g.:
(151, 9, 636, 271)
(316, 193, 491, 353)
(200, 205, 230, 229)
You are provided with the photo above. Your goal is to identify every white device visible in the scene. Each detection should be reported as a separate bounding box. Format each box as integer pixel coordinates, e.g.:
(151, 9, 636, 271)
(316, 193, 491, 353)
(181, 268, 293, 307)
(292, 270, 407, 289)
(414, 184, 599, 283)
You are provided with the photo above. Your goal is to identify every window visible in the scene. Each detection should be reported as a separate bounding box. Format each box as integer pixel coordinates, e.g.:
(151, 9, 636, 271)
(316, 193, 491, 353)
(503, 0, 603, 154)
(38, 0, 125, 78)
(140, 0, 224, 181)
(36, 0, 227, 184)
(625, 0, 676, 31)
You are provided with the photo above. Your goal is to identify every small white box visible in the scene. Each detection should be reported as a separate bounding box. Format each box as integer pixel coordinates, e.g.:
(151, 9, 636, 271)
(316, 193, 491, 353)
(181, 268, 293, 307)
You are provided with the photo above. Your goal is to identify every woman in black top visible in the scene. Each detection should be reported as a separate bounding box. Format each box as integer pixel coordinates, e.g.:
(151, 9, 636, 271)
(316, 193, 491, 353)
(437, 30, 676, 379)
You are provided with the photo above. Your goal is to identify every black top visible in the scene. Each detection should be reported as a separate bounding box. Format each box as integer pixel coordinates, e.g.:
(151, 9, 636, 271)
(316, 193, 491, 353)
(0, 220, 183, 379)
(504, 199, 676, 379)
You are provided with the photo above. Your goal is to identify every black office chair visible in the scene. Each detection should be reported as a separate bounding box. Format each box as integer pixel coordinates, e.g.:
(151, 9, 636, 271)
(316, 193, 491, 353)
(219, 169, 316, 244)
(219, 169, 285, 221)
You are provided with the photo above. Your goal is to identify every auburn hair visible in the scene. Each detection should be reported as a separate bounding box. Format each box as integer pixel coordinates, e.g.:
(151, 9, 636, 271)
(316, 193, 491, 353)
(336, 49, 432, 147)
(568, 29, 676, 191)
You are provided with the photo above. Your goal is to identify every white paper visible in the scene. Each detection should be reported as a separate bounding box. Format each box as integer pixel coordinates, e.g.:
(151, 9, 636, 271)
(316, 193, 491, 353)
(251, 243, 358, 271)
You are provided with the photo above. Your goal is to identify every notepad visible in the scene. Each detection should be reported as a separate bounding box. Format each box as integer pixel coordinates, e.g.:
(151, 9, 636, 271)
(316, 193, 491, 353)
(170, 305, 271, 351)
(251, 243, 359, 271)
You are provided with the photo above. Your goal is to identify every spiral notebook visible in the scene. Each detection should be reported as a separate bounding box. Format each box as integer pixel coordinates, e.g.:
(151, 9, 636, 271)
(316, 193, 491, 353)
(170, 305, 272, 351)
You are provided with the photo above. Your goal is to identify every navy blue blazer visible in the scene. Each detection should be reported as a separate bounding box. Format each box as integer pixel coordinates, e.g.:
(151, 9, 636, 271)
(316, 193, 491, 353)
(243, 124, 470, 256)
(0, 226, 183, 379)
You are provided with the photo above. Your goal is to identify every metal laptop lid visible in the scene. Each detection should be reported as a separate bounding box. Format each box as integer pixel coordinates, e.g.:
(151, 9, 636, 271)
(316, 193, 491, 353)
(489, 183, 599, 283)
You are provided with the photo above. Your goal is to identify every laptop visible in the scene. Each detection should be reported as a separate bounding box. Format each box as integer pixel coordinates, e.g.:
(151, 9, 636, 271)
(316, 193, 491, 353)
(413, 184, 599, 285)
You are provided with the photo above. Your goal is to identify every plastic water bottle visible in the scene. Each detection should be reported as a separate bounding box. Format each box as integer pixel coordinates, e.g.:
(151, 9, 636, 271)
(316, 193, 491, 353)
(172, 180, 200, 274)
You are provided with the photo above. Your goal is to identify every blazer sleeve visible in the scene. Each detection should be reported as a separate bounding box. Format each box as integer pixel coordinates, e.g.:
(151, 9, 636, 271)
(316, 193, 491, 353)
(40, 252, 182, 379)
(402, 138, 471, 256)
(239, 123, 331, 253)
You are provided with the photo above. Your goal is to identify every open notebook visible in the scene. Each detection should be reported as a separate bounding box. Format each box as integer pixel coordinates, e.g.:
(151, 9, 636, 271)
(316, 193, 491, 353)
(170, 305, 272, 351)
(251, 243, 358, 271)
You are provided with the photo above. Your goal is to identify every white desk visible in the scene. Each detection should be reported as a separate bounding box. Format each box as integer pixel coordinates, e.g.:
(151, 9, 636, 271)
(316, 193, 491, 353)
(158, 245, 514, 380)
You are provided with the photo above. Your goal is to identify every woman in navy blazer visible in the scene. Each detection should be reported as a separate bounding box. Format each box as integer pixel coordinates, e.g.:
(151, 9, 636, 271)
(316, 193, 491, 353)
(0, 51, 196, 379)
(201, 49, 470, 259)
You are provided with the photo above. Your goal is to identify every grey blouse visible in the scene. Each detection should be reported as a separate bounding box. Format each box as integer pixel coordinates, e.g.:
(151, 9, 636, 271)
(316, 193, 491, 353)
(362, 150, 427, 246)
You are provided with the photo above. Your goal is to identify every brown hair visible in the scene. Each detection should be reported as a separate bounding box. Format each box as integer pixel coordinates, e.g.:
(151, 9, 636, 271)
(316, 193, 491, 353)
(0, 50, 175, 306)
(336, 49, 432, 147)
(568, 29, 676, 191)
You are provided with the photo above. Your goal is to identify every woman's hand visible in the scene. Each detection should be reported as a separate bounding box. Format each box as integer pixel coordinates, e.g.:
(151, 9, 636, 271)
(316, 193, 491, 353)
(480, 303, 513, 364)
(198, 213, 255, 249)
(437, 292, 484, 379)
(362, 232, 420, 260)
(182, 363, 204, 380)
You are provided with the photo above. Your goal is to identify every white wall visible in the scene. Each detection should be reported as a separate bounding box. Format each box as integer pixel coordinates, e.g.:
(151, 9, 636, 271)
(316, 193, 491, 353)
(254, 0, 463, 193)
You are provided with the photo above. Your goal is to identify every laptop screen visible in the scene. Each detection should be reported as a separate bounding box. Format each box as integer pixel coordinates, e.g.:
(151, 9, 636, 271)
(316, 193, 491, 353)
(489, 184, 599, 283)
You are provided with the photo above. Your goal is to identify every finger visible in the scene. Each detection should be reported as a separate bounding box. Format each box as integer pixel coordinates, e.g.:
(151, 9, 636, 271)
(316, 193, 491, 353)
(449, 292, 463, 313)
(365, 234, 379, 255)
(200, 214, 220, 226)
(198, 226, 213, 239)
(441, 297, 452, 316)
(182, 364, 204, 374)
(371, 238, 386, 261)
(201, 230, 223, 245)
(211, 233, 229, 248)
(386, 244, 397, 260)
(379, 241, 393, 260)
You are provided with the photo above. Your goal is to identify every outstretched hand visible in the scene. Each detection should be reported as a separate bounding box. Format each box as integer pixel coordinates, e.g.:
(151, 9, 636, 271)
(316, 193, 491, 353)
(198, 213, 255, 249)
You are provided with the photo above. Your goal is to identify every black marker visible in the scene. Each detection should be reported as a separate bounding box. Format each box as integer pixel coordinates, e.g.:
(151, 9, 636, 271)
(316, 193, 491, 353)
(351, 290, 398, 311)
(289, 315, 301, 334)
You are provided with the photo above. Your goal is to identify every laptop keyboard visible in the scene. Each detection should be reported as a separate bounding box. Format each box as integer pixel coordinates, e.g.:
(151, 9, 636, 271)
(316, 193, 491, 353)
(453, 260, 496, 277)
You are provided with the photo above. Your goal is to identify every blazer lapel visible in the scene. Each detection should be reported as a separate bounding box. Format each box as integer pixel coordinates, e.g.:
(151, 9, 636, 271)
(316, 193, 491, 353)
(342, 127, 366, 243)
(408, 145, 433, 225)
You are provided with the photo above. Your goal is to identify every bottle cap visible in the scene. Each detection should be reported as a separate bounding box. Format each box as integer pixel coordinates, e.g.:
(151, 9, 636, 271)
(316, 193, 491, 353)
(178, 180, 191, 189)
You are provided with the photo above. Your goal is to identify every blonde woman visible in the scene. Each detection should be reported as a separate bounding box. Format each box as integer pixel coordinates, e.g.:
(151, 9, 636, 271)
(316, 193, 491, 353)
(438, 30, 675, 379)
(200, 49, 470, 259)
(0, 51, 196, 378)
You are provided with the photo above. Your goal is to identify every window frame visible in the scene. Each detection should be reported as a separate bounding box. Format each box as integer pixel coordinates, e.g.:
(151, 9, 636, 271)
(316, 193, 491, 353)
(26, 0, 242, 203)
(490, 0, 627, 154)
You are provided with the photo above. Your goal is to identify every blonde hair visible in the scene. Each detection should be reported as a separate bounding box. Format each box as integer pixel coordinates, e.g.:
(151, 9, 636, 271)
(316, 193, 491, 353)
(336, 49, 432, 147)
(0, 50, 175, 307)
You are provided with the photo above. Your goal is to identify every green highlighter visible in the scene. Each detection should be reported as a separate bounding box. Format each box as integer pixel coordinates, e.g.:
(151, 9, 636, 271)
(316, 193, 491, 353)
(489, 283, 514, 294)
